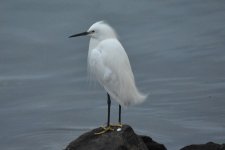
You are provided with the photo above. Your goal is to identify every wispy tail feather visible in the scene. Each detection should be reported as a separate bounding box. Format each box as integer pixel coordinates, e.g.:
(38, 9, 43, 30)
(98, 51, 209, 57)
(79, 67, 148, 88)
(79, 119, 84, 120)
(134, 90, 147, 105)
(117, 73, 147, 107)
(125, 87, 147, 107)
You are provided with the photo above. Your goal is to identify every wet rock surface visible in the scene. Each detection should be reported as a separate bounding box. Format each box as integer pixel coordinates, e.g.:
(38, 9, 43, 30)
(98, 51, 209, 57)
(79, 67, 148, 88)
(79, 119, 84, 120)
(180, 142, 225, 150)
(65, 124, 166, 150)
(64, 124, 224, 150)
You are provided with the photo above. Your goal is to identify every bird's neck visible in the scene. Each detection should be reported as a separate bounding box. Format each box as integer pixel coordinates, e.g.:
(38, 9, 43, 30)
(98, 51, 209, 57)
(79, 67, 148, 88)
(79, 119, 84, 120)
(89, 36, 116, 50)
(89, 38, 101, 50)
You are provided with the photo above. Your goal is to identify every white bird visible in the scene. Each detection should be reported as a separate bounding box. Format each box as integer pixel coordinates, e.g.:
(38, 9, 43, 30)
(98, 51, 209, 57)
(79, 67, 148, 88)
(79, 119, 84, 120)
(69, 21, 147, 133)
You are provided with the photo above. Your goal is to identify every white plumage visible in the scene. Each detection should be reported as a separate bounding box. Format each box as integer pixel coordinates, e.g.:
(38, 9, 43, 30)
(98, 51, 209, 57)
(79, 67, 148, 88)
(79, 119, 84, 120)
(87, 21, 146, 107)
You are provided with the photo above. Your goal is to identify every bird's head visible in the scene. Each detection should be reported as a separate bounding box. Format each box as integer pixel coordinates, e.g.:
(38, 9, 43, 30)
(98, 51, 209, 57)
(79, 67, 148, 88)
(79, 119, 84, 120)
(69, 21, 117, 40)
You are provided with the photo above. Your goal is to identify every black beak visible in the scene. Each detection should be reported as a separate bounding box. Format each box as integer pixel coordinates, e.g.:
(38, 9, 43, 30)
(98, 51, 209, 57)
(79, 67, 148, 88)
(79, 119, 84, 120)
(69, 31, 89, 38)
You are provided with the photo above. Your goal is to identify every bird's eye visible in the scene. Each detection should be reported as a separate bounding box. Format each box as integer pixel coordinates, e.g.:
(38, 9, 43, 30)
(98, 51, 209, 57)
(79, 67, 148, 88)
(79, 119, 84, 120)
(92, 30, 95, 33)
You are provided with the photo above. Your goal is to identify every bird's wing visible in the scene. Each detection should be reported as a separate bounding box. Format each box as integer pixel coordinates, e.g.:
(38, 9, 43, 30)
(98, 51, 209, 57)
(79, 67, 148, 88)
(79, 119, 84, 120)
(88, 39, 132, 79)
(88, 39, 146, 106)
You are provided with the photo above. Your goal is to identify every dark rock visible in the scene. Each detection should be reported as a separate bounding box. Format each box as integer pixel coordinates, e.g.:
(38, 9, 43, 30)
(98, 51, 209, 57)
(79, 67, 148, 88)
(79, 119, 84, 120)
(180, 142, 225, 150)
(140, 135, 167, 150)
(65, 124, 166, 150)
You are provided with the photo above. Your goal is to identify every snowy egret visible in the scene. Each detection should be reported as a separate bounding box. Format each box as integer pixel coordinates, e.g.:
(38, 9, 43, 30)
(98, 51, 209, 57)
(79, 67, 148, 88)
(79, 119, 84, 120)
(69, 21, 147, 133)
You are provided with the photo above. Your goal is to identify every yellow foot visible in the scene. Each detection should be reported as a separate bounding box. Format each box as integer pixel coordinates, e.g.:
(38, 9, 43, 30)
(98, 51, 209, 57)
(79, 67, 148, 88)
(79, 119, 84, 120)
(110, 123, 123, 128)
(95, 125, 114, 135)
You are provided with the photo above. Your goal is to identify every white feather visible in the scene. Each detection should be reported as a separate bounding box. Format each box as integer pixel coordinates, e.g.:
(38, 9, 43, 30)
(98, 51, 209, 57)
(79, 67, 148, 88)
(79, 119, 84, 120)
(87, 21, 147, 107)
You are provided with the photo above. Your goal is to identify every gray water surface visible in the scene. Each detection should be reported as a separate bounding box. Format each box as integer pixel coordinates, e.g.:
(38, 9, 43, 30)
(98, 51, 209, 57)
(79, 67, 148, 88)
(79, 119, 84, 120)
(1, 0, 225, 149)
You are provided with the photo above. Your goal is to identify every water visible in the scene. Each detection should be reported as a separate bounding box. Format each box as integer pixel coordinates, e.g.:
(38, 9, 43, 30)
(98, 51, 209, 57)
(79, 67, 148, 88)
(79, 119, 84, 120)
(1, 0, 225, 149)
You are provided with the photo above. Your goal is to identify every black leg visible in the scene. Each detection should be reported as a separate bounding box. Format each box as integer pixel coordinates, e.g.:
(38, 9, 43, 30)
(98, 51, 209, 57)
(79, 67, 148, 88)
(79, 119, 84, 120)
(119, 105, 121, 124)
(107, 93, 111, 127)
